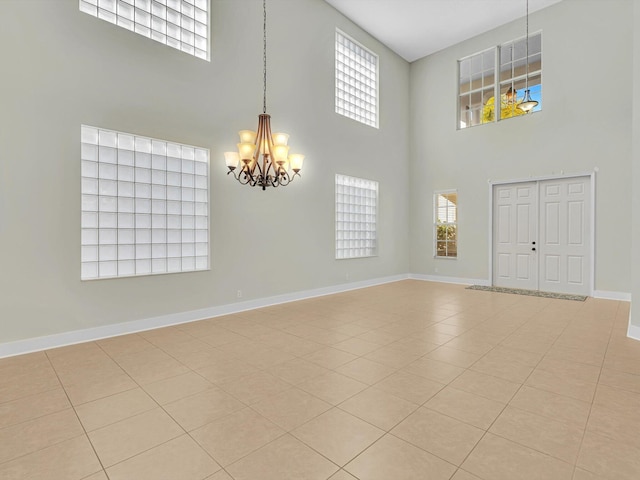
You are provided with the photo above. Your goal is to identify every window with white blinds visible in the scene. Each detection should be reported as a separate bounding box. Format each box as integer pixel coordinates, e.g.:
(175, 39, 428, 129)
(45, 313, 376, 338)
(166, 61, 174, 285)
(80, 125, 209, 280)
(335, 29, 378, 128)
(79, 0, 210, 61)
(335, 174, 378, 259)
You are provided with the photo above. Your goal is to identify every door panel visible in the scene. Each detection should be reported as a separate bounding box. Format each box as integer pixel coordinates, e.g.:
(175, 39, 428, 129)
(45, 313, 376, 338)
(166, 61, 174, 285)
(493, 182, 537, 290)
(493, 176, 591, 296)
(538, 177, 590, 295)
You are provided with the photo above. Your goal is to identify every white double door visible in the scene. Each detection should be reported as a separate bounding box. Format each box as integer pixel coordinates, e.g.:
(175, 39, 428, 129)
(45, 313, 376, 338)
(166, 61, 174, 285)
(492, 176, 591, 295)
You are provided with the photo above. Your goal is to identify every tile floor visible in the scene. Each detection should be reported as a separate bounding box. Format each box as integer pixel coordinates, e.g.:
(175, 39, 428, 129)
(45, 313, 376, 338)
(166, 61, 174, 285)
(1, 280, 639, 479)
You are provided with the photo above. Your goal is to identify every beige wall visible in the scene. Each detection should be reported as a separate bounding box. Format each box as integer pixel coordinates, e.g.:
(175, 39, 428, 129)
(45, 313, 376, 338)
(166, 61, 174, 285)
(409, 0, 633, 293)
(0, 0, 411, 344)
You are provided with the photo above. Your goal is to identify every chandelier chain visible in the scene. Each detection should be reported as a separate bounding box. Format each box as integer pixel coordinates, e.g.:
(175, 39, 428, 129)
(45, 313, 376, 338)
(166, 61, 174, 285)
(263, 0, 267, 114)
(525, 0, 529, 91)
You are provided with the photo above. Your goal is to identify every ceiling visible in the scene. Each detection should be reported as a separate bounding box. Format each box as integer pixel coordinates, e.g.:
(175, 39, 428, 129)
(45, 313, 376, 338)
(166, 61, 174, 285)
(324, 0, 563, 62)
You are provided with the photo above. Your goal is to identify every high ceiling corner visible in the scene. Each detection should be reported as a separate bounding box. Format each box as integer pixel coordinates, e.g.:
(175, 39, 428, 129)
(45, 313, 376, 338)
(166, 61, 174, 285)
(324, 0, 563, 62)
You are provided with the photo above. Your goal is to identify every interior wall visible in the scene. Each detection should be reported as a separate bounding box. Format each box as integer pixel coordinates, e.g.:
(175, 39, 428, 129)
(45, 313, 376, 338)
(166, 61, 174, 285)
(0, 0, 411, 344)
(632, 0, 640, 332)
(409, 0, 633, 293)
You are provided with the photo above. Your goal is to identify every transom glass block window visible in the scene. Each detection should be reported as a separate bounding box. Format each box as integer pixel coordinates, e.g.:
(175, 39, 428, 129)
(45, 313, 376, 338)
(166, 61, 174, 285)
(81, 125, 209, 280)
(458, 32, 541, 129)
(335, 29, 379, 128)
(434, 191, 457, 258)
(79, 0, 210, 61)
(335, 174, 378, 260)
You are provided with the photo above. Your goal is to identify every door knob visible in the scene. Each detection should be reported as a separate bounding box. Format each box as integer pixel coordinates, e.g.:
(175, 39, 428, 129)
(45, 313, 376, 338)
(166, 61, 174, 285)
(532, 247, 536, 251)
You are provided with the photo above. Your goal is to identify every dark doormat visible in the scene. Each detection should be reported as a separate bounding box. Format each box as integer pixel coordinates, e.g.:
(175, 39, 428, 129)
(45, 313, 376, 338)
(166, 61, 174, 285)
(466, 285, 588, 302)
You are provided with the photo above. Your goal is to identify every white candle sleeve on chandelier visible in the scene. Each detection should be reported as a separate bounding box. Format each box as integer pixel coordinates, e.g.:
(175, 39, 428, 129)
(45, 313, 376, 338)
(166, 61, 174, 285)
(273, 145, 289, 164)
(224, 151, 240, 169)
(272, 133, 289, 146)
(289, 154, 304, 172)
(238, 130, 257, 144)
(237, 143, 255, 162)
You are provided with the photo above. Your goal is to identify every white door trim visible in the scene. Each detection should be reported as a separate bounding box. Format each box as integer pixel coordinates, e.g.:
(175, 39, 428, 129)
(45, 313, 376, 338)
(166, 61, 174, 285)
(488, 170, 596, 296)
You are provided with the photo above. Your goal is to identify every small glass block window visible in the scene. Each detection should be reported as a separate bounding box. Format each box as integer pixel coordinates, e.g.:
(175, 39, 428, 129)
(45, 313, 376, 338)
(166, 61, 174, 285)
(79, 0, 210, 61)
(335, 29, 379, 128)
(434, 191, 457, 258)
(335, 174, 378, 260)
(81, 125, 209, 280)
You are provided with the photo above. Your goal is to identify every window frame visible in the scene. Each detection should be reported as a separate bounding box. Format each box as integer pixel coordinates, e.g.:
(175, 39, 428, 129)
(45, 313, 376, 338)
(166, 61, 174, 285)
(335, 28, 379, 129)
(335, 174, 379, 260)
(80, 125, 210, 280)
(79, 0, 211, 61)
(458, 31, 542, 129)
(434, 190, 458, 259)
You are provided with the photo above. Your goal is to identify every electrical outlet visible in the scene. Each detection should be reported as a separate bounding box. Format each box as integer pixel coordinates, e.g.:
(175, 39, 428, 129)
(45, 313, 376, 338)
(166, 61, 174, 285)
(435, 268, 439, 273)
(346, 273, 350, 280)
(237, 290, 242, 298)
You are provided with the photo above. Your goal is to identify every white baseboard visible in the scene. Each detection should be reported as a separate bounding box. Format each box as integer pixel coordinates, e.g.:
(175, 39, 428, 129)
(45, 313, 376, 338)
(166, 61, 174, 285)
(592, 290, 631, 302)
(0, 274, 409, 359)
(409, 273, 491, 287)
(628, 323, 640, 341)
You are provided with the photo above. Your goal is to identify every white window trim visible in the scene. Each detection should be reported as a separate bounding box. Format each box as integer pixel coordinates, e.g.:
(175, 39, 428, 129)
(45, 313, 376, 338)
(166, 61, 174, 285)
(335, 28, 379, 129)
(434, 190, 458, 259)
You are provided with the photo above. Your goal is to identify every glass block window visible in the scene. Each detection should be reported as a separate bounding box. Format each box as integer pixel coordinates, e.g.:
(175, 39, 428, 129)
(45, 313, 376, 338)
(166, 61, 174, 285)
(81, 125, 209, 280)
(335, 174, 378, 259)
(458, 32, 542, 129)
(79, 0, 210, 61)
(434, 191, 457, 258)
(335, 29, 378, 128)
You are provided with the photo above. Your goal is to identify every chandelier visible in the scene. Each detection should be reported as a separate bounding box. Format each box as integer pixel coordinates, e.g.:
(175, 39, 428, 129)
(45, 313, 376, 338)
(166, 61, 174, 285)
(224, 0, 304, 190)
(518, 0, 539, 113)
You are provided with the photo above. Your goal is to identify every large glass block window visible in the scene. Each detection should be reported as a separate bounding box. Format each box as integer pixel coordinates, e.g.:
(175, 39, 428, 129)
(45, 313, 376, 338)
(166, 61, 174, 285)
(79, 0, 210, 61)
(458, 32, 542, 129)
(434, 191, 457, 258)
(335, 29, 379, 128)
(335, 174, 378, 260)
(81, 125, 209, 280)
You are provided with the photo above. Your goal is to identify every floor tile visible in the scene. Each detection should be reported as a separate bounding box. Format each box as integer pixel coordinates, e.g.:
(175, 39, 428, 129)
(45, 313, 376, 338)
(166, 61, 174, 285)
(217, 371, 292, 405)
(191, 408, 284, 466)
(87, 408, 183, 467)
(450, 369, 521, 403)
(489, 406, 583, 463)
(335, 357, 396, 385)
(0, 435, 101, 480)
(106, 434, 220, 480)
(403, 357, 466, 384)
(142, 371, 214, 405)
(163, 387, 246, 431)
(328, 470, 359, 480)
(392, 407, 484, 465)
(450, 470, 483, 480)
(250, 387, 332, 431)
(226, 434, 338, 480)
(0, 408, 84, 464)
(586, 404, 640, 449)
(338, 387, 419, 431)
(298, 371, 368, 405)
(592, 384, 640, 416)
(525, 368, 597, 402)
(64, 374, 138, 406)
(266, 358, 330, 385)
(333, 337, 381, 356)
(462, 433, 574, 480)
(373, 371, 445, 405)
(196, 359, 260, 384)
(425, 386, 506, 430)
(292, 408, 384, 466)
(0, 387, 70, 429)
(302, 347, 359, 369)
(508, 385, 591, 428)
(425, 346, 482, 368)
(344, 434, 457, 480)
(577, 431, 640, 480)
(598, 368, 640, 395)
(75, 388, 157, 432)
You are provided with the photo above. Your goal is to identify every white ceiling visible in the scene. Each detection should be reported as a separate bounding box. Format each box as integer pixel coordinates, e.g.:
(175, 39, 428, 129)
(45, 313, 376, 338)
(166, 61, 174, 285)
(324, 0, 563, 62)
